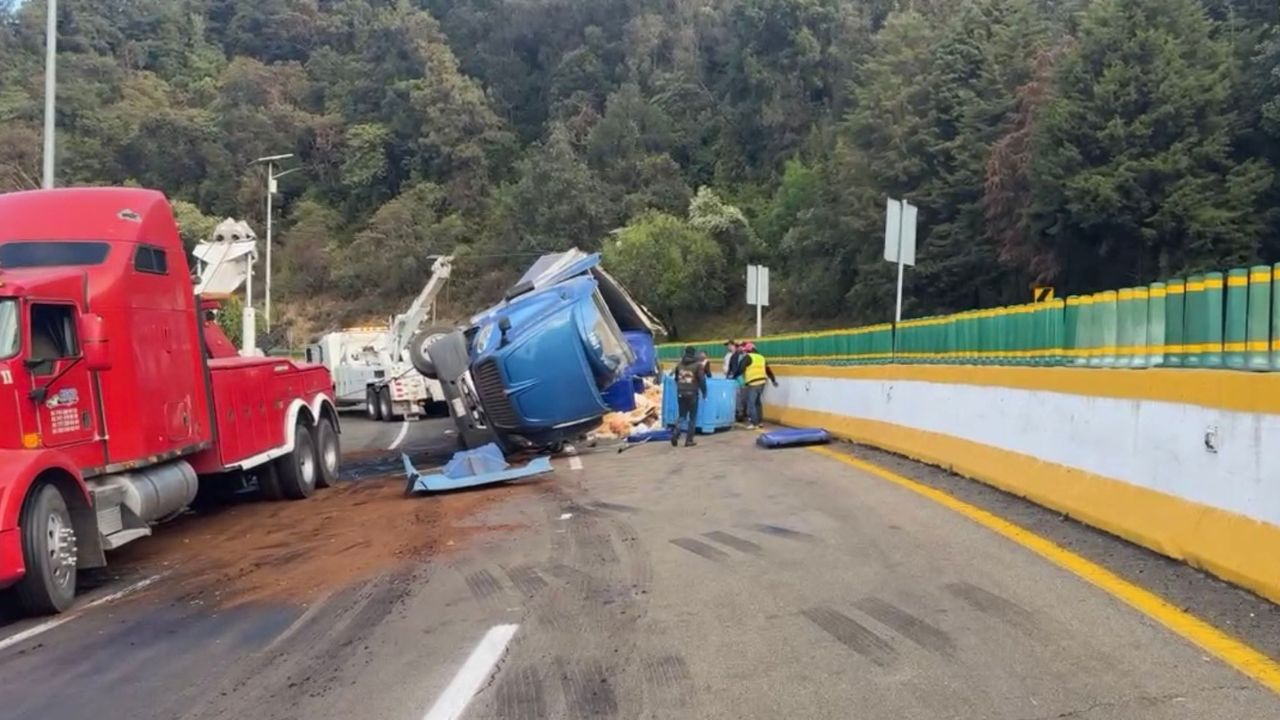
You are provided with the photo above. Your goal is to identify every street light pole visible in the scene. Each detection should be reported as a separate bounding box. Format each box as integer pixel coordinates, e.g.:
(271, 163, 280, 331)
(250, 153, 295, 333)
(265, 160, 273, 330)
(41, 0, 57, 189)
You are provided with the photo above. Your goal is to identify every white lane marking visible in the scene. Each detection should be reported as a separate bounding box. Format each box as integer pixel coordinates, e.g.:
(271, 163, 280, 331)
(568, 456, 583, 471)
(388, 419, 411, 450)
(422, 624, 520, 720)
(559, 513, 573, 520)
(0, 574, 163, 653)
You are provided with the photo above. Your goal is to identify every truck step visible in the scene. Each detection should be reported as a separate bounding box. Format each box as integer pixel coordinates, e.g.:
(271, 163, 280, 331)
(101, 527, 152, 550)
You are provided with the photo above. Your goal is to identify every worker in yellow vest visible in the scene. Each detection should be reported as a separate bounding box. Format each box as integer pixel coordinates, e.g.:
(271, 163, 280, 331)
(737, 341, 778, 429)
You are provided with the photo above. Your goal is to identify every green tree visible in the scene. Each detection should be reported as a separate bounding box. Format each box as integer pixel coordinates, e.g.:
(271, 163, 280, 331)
(501, 124, 616, 253)
(1030, 0, 1272, 289)
(170, 199, 219, 250)
(604, 211, 726, 338)
(333, 183, 467, 302)
(279, 200, 342, 296)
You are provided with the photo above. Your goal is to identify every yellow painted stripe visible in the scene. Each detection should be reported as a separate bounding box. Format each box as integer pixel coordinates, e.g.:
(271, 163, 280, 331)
(1167, 284, 1185, 295)
(1224, 342, 1248, 352)
(1205, 278, 1225, 290)
(1247, 341, 1269, 352)
(769, 363, 1280, 415)
(1251, 271, 1272, 283)
(804, 443, 1280, 695)
(1149, 288, 1167, 298)
(1228, 276, 1249, 287)
(1117, 289, 1134, 300)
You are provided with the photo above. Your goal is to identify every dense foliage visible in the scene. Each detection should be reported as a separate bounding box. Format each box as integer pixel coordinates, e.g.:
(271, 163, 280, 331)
(1, 0, 1277, 336)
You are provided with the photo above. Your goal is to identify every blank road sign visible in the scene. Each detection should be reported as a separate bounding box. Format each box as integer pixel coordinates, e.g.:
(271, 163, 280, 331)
(746, 265, 770, 306)
(883, 199, 917, 267)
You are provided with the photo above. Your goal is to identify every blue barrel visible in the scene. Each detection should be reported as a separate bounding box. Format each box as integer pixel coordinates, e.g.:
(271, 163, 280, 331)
(602, 378, 636, 412)
(661, 375, 735, 434)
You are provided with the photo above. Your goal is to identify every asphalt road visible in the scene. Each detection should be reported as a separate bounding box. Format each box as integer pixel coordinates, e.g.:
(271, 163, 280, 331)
(1, 414, 1278, 719)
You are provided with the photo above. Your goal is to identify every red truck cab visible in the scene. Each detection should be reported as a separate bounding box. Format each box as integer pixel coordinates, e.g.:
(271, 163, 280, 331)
(0, 188, 340, 615)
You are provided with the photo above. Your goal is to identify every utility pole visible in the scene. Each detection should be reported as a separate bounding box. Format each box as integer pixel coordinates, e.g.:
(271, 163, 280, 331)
(41, 0, 57, 189)
(251, 154, 297, 331)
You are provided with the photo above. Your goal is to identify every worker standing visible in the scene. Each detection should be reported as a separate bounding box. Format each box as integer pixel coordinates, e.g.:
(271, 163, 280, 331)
(725, 340, 747, 421)
(698, 350, 713, 378)
(670, 345, 708, 447)
(722, 340, 738, 376)
(738, 341, 778, 429)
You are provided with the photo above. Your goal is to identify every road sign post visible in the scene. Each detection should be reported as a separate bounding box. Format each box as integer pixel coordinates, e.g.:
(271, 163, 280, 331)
(746, 264, 770, 338)
(884, 198, 917, 325)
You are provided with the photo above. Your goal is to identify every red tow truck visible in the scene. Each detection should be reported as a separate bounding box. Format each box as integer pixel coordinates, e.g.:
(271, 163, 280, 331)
(0, 188, 340, 615)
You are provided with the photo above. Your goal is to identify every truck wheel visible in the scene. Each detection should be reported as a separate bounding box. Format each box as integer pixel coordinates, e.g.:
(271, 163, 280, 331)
(408, 326, 452, 379)
(277, 422, 318, 500)
(366, 386, 382, 421)
(315, 418, 340, 488)
(378, 386, 395, 422)
(13, 484, 78, 615)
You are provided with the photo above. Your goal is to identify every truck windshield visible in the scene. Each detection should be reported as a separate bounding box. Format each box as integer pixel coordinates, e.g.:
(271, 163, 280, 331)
(0, 299, 17, 359)
(587, 290, 635, 381)
(0, 241, 110, 268)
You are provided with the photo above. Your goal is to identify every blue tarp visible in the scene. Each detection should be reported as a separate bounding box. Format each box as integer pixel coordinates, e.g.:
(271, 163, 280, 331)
(755, 428, 832, 448)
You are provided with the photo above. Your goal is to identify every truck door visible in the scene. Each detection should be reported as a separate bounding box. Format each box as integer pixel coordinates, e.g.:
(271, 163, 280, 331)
(27, 302, 99, 449)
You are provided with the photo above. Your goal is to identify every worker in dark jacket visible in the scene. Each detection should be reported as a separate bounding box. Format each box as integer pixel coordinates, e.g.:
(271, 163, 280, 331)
(737, 341, 778, 429)
(670, 345, 708, 447)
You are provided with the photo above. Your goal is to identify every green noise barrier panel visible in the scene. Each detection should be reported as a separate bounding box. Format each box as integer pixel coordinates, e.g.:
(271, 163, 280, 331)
(656, 260, 1280, 373)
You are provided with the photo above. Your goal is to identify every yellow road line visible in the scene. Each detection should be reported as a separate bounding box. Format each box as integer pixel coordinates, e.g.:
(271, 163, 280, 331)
(806, 444, 1280, 695)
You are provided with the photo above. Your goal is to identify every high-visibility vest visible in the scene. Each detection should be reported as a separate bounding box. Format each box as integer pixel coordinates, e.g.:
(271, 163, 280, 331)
(744, 353, 768, 385)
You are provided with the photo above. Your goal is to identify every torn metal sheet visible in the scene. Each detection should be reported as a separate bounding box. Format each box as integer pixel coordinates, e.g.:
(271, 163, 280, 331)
(402, 444, 554, 494)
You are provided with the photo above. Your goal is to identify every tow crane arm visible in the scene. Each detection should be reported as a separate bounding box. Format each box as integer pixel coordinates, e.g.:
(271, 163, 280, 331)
(387, 255, 453, 362)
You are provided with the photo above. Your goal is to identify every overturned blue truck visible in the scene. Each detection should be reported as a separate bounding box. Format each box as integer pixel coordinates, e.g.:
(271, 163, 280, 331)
(407, 250, 664, 454)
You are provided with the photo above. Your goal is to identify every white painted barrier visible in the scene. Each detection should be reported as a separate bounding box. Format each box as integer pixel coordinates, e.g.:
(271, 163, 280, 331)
(765, 365, 1280, 604)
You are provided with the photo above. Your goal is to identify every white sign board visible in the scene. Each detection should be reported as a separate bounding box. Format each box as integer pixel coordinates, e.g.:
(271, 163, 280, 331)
(883, 199, 917, 267)
(746, 265, 770, 306)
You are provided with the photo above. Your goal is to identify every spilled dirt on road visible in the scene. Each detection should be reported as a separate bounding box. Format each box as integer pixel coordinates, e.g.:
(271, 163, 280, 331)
(110, 455, 547, 608)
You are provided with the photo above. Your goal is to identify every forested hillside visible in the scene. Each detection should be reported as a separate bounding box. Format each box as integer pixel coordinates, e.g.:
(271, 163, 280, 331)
(1, 0, 1278, 339)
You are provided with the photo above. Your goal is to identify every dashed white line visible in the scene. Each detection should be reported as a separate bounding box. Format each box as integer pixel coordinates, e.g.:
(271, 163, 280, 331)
(0, 574, 163, 653)
(568, 456, 583, 471)
(422, 624, 520, 720)
(388, 419, 411, 450)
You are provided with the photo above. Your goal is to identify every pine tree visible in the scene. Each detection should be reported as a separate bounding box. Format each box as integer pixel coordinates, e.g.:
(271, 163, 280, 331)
(1030, 0, 1272, 290)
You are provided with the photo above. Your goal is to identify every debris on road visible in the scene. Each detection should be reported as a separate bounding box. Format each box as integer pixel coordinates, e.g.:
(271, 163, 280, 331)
(756, 427, 832, 448)
(592, 380, 664, 440)
(403, 443, 554, 494)
(109, 463, 536, 608)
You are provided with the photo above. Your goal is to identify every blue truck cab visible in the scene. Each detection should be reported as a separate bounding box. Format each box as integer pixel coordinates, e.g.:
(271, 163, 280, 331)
(458, 250, 663, 451)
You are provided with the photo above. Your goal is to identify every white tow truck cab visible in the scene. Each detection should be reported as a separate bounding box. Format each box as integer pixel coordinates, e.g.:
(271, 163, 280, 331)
(305, 256, 453, 422)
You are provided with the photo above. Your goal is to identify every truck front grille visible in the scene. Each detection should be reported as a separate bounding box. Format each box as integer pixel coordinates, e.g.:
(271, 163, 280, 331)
(473, 360, 519, 428)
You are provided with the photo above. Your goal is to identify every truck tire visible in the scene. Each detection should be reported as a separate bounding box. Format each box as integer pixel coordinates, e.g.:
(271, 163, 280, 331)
(408, 326, 452, 379)
(257, 462, 284, 501)
(276, 422, 318, 500)
(366, 386, 382, 421)
(315, 417, 340, 488)
(378, 386, 395, 422)
(13, 484, 77, 615)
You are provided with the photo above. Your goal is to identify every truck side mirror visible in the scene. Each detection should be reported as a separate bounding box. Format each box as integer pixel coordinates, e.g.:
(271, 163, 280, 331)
(80, 313, 111, 371)
(498, 316, 512, 345)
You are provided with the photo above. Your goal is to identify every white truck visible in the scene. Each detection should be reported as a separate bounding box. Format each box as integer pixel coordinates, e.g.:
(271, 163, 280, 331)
(306, 256, 454, 422)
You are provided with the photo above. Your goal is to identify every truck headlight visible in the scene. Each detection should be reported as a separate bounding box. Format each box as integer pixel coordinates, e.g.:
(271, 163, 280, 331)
(475, 322, 498, 354)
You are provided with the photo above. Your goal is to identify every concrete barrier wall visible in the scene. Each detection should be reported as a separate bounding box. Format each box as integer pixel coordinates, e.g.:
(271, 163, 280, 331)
(765, 365, 1280, 604)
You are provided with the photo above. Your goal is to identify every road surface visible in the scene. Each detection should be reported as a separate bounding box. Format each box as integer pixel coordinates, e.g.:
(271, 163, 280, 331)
(1, 414, 1278, 719)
